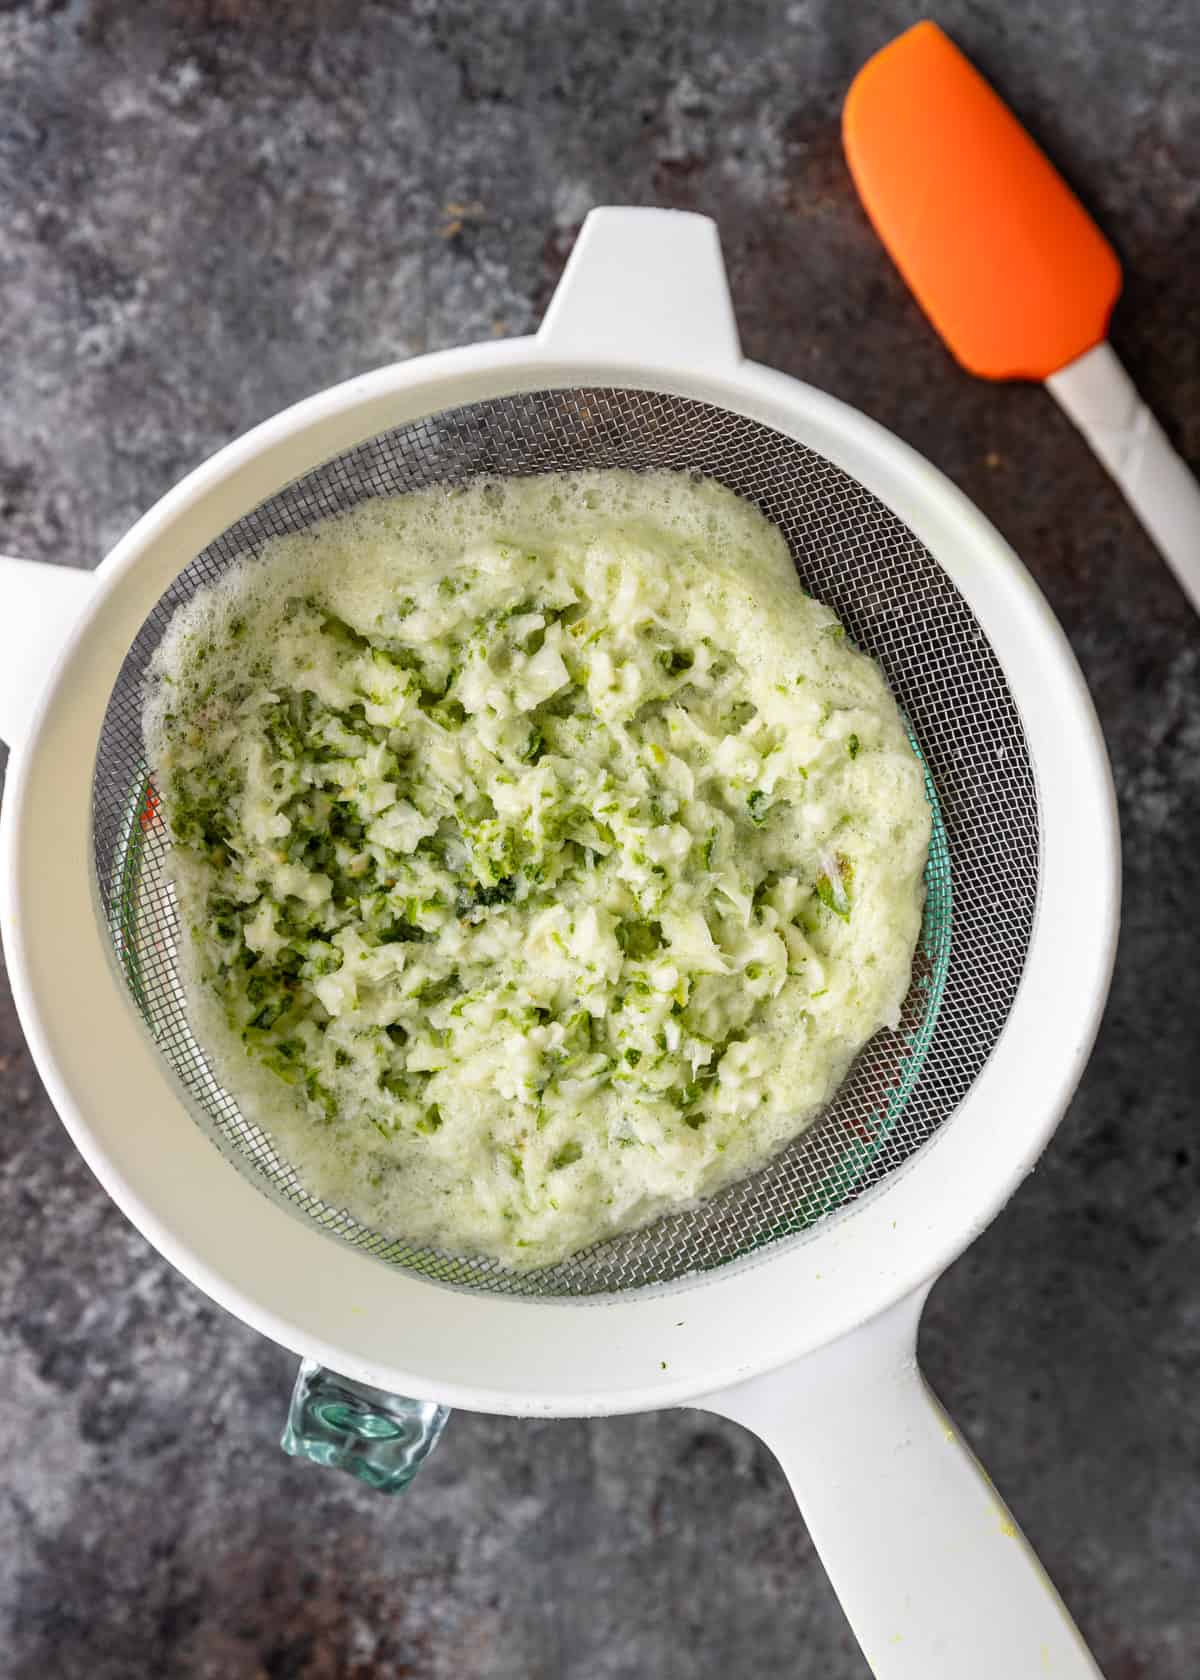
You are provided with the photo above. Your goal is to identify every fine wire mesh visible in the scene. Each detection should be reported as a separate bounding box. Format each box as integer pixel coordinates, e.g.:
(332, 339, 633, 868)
(91, 388, 1039, 1298)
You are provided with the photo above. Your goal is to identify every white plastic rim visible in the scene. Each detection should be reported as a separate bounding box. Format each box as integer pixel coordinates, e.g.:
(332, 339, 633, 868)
(0, 210, 1119, 1417)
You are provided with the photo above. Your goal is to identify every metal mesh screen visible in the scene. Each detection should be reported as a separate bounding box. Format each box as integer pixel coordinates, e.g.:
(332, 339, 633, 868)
(91, 387, 1039, 1297)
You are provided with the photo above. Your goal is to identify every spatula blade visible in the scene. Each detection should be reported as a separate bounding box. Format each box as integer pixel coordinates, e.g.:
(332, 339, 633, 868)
(843, 22, 1122, 381)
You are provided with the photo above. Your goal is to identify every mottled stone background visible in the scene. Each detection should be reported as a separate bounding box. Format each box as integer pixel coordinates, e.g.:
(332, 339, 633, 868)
(1, 2, 1197, 1676)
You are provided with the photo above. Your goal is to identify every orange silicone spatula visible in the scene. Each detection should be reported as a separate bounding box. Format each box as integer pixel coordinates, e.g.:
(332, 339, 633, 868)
(844, 21, 1200, 614)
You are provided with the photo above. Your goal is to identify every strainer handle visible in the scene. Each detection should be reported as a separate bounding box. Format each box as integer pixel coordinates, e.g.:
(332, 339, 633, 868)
(537, 206, 742, 371)
(701, 1290, 1105, 1680)
(280, 1359, 450, 1495)
(0, 556, 95, 750)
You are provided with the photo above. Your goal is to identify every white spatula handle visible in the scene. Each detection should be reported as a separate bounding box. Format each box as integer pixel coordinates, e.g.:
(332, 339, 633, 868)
(702, 1290, 1104, 1680)
(1047, 340, 1200, 616)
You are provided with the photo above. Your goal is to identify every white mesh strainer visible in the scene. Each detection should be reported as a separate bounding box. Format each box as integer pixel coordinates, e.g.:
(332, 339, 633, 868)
(0, 210, 1118, 1679)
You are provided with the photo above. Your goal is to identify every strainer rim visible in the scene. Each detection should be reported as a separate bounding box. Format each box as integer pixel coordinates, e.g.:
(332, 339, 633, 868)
(0, 343, 1118, 1411)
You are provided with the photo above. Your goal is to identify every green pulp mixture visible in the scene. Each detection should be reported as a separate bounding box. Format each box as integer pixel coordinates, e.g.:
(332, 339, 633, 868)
(144, 470, 931, 1267)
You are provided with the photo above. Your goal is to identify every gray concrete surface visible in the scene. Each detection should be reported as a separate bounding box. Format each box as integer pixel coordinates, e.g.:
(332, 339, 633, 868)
(1, 2, 1197, 1675)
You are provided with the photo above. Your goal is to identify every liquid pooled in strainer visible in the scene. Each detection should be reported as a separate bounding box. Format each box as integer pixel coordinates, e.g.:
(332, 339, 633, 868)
(140, 470, 930, 1269)
(91, 387, 1035, 1297)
